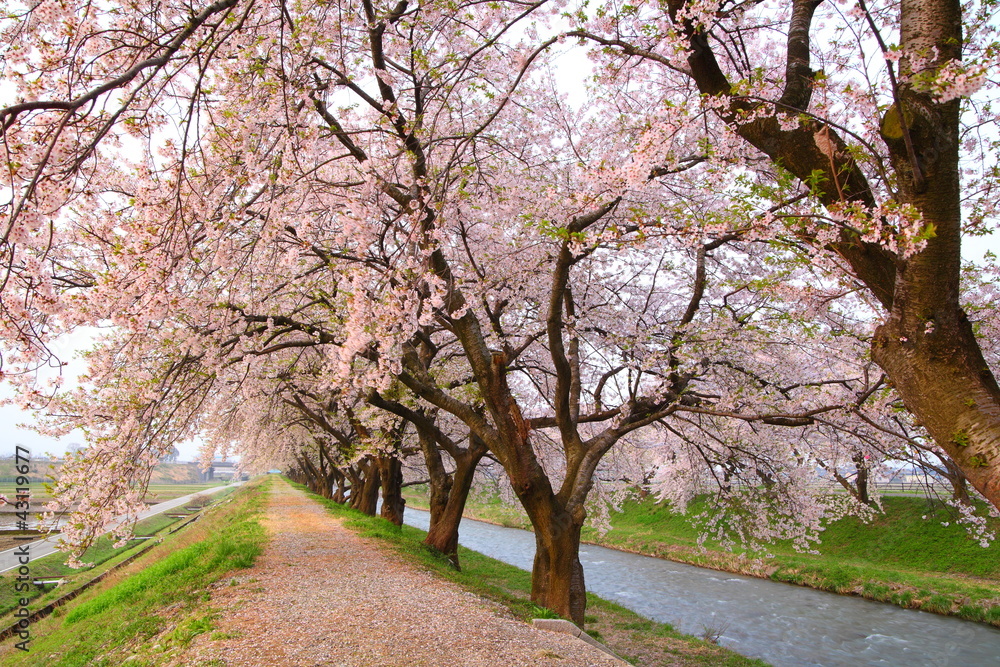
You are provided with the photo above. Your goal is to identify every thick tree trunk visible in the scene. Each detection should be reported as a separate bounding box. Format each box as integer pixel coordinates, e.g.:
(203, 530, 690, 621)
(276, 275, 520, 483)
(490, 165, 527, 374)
(426, 452, 485, 568)
(422, 435, 453, 531)
(378, 455, 406, 526)
(424, 489, 464, 565)
(297, 454, 327, 497)
(420, 430, 457, 556)
(872, 0, 1000, 505)
(357, 473, 380, 515)
(349, 459, 380, 515)
(346, 468, 362, 509)
(332, 469, 348, 504)
(354, 473, 380, 515)
(670, 0, 1000, 510)
(873, 303, 1000, 505)
(853, 453, 871, 505)
(517, 489, 587, 626)
(417, 427, 488, 568)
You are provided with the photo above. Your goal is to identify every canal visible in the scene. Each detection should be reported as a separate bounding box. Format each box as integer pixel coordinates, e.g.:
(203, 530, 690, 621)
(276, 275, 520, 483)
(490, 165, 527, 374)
(402, 508, 1000, 666)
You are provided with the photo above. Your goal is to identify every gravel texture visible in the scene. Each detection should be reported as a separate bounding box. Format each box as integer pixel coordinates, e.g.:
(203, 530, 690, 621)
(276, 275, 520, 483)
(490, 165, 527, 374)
(183, 479, 624, 666)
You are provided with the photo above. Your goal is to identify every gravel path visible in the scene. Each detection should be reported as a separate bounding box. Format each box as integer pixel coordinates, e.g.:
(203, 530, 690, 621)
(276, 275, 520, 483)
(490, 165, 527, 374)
(183, 479, 623, 666)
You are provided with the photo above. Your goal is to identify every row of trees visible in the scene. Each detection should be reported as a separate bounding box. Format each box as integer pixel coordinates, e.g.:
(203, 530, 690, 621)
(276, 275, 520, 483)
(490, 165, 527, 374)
(1, 0, 998, 621)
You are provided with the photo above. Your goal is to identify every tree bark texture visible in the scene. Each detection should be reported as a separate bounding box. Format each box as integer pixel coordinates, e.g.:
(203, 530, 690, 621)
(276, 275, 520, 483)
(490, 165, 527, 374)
(378, 454, 406, 526)
(422, 438, 487, 568)
(349, 458, 380, 516)
(516, 479, 588, 626)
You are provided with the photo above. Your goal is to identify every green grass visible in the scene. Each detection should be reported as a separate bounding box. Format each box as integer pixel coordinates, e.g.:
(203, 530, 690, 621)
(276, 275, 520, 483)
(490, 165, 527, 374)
(0, 489, 233, 619)
(298, 481, 767, 666)
(760, 497, 1000, 576)
(0, 478, 268, 666)
(0, 511, 192, 619)
(133, 513, 180, 536)
(404, 487, 1000, 625)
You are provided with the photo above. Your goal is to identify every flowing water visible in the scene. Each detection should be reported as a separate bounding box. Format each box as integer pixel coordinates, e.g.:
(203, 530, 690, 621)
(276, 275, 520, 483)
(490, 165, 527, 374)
(402, 508, 1000, 666)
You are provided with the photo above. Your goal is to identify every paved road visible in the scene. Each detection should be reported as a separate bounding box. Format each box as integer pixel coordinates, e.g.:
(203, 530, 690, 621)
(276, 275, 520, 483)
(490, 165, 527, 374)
(0, 483, 237, 573)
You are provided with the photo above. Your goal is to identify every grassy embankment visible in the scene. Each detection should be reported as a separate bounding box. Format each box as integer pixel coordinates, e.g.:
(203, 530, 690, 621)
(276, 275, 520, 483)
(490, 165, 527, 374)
(403, 488, 1000, 626)
(0, 488, 230, 617)
(293, 481, 767, 667)
(0, 512, 181, 619)
(0, 478, 267, 667)
(142, 483, 229, 502)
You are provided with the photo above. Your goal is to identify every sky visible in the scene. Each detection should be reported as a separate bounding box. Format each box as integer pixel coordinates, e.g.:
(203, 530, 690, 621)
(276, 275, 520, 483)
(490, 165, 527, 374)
(0, 392, 206, 462)
(0, 326, 209, 461)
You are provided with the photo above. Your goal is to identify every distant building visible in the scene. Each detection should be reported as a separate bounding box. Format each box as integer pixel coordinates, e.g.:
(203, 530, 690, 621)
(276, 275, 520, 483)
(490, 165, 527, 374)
(203, 458, 244, 481)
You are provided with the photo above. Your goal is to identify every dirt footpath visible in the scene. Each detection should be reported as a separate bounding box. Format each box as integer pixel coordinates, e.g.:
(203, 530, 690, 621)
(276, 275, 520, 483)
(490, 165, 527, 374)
(181, 478, 622, 666)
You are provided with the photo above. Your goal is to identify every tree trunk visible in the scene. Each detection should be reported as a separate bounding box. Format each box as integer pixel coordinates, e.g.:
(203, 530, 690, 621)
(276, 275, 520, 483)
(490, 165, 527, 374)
(417, 427, 488, 568)
(426, 451, 485, 568)
(518, 489, 587, 626)
(332, 469, 348, 504)
(873, 310, 1000, 505)
(356, 472, 380, 515)
(667, 0, 1000, 510)
(853, 453, 871, 505)
(497, 439, 588, 625)
(349, 458, 380, 515)
(871, 14, 1000, 505)
(378, 455, 406, 526)
(847, 0, 1000, 508)
(420, 430, 456, 551)
(346, 468, 362, 509)
(298, 453, 326, 497)
(424, 489, 464, 566)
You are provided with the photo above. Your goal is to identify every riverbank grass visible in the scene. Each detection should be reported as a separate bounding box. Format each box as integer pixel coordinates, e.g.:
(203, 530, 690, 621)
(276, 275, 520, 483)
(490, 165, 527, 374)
(404, 487, 1000, 625)
(0, 478, 268, 666)
(0, 512, 189, 621)
(294, 482, 767, 667)
(0, 489, 234, 622)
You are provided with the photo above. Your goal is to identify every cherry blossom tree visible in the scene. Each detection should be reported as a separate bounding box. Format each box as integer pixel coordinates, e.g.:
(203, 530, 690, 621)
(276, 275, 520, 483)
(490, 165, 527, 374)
(569, 0, 1000, 505)
(367, 387, 490, 567)
(3, 0, 997, 625)
(37, 330, 221, 563)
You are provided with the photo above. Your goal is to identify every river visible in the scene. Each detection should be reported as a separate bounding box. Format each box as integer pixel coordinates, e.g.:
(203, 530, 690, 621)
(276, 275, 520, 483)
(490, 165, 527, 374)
(402, 508, 1000, 666)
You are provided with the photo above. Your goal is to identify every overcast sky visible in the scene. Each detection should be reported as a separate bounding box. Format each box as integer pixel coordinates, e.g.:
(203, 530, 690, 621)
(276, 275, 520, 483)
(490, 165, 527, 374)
(0, 326, 206, 461)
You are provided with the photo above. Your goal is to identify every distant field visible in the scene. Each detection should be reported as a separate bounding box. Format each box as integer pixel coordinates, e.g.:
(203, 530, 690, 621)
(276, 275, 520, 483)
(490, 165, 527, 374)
(0, 459, 212, 486)
(0, 482, 224, 499)
(0, 483, 226, 529)
(0, 487, 54, 503)
(143, 483, 226, 503)
(0, 488, 235, 622)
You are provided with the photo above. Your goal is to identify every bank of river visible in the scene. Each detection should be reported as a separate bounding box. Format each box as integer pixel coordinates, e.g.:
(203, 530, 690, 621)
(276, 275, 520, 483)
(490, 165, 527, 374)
(402, 508, 1000, 666)
(406, 492, 1000, 625)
